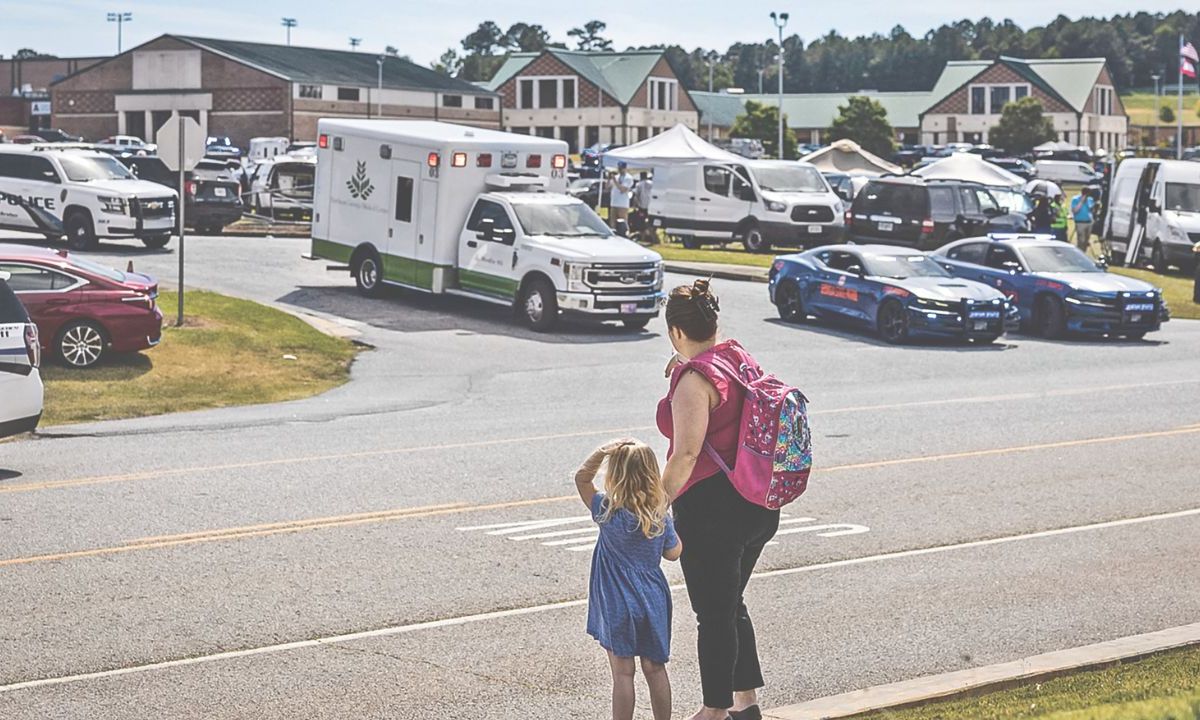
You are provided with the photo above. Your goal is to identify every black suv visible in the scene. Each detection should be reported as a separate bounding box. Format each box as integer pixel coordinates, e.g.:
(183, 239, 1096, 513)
(847, 177, 1030, 250)
(118, 156, 244, 234)
(31, 128, 85, 143)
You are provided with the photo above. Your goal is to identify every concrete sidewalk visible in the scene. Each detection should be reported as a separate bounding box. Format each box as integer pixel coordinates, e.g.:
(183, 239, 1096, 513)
(663, 260, 769, 283)
(765, 621, 1200, 719)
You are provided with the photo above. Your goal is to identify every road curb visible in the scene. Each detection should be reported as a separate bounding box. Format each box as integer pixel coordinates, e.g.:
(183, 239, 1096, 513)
(663, 262, 769, 284)
(764, 621, 1200, 719)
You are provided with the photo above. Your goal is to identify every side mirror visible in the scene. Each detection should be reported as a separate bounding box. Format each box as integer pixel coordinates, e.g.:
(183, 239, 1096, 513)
(984, 206, 1003, 218)
(738, 186, 757, 202)
(476, 217, 495, 242)
(1002, 261, 1023, 274)
(494, 227, 515, 245)
(1096, 256, 1109, 270)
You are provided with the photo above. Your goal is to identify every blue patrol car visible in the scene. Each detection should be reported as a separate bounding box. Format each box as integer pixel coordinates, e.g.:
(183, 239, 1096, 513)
(768, 244, 1020, 344)
(931, 234, 1170, 339)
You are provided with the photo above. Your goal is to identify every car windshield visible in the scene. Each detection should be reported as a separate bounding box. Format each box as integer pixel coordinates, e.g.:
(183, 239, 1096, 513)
(991, 189, 1033, 214)
(750, 165, 827, 192)
(863, 253, 951, 279)
(57, 155, 135, 182)
(65, 255, 127, 282)
(1020, 244, 1102, 273)
(512, 201, 613, 237)
(1164, 183, 1200, 213)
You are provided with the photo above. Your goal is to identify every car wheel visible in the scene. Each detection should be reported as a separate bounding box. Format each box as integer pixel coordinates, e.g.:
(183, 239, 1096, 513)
(1151, 242, 1168, 273)
(1035, 295, 1067, 339)
(681, 235, 701, 250)
(141, 234, 170, 249)
(775, 281, 807, 323)
(622, 318, 651, 330)
(974, 333, 1002, 345)
(518, 278, 559, 332)
(56, 320, 106, 368)
(876, 300, 908, 344)
(742, 225, 771, 253)
(353, 248, 385, 298)
(64, 210, 97, 251)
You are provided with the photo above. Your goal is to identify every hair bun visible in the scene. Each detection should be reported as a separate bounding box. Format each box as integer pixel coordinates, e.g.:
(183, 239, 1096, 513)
(688, 278, 720, 320)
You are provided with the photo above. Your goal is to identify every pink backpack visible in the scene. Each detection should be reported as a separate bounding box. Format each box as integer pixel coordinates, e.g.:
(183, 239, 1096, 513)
(699, 351, 812, 510)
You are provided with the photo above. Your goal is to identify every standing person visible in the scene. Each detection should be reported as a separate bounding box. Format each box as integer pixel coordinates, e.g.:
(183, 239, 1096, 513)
(1050, 192, 1069, 242)
(1031, 194, 1055, 234)
(575, 439, 683, 720)
(658, 279, 779, 720)
(610, 161, 635, 236)
(1071, 187, 1096, 255)
(634, 171, 655, 244)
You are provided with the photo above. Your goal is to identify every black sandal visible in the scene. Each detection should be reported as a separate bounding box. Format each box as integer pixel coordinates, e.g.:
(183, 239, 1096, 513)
(730, 706, 762, 720)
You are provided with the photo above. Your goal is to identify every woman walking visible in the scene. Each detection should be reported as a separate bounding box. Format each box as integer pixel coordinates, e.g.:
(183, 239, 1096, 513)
(657, 279, 779, 720)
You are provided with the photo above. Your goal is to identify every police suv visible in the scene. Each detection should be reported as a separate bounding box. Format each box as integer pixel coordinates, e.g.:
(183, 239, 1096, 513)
(0, 145, 178, 250)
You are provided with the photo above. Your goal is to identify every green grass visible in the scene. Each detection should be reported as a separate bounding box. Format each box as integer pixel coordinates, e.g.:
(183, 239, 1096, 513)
(847, 644, 1200, 720)
(1121, 92, 1200, 127)
(40, 290, 359, 426)
(650, 242, 775, 268)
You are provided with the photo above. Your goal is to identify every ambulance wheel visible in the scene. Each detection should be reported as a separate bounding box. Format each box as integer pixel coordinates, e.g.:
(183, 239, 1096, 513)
(141, 234, 170, 249)
(353, 248, 385, 298)
(65, 210, 97, 251)
(518, 278, 558, 332)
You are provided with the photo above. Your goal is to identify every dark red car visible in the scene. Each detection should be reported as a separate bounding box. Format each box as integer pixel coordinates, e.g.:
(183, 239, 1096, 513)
(0, 244, 162, 368)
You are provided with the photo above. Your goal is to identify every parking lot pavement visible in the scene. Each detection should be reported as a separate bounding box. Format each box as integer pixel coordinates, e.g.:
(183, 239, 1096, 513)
(1, 230, 1199, 717)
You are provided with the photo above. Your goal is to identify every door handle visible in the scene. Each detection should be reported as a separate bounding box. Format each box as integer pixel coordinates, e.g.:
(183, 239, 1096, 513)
(699, 198, 711, 202)
(45, 298, 70, 306)
(467, 240, 478, 248)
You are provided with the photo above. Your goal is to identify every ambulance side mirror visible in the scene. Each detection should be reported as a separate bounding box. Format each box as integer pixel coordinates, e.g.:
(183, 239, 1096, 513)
(476, 218, 495, 242)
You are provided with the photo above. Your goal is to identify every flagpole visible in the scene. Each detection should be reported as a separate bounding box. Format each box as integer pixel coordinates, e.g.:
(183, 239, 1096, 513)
(1179, 34, 1185, 160)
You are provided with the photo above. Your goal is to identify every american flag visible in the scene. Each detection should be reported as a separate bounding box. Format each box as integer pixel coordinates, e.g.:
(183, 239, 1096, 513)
(1181, 39, 1199, 63)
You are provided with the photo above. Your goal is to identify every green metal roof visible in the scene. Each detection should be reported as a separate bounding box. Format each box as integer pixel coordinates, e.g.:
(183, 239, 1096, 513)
(732, 92, 930, 129)
(691, 92, 750, 128)
(928, 61, 991, 103)
(485, 48, 668, 105)
(173, 35, 490, 94)
(923, 56, 1109, 114)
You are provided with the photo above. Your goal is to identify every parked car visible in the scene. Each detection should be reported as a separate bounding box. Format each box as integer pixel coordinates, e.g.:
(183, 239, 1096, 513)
(822, 172, 869, 202)
(11, 135, 43, 144)
(1034, 160, 1102, 184)
(768, 244, 1019, 344)
(846, 177, 1029, 250)
(118, 155, 244, 234)
(0, 273, 43, 437)
(0, 145, 178, 250)
(986, 157, 1037, 181)
(205, 136, 242, 159)
(1102, 158, 1200, 272)
(0, 245, 162, 367)
(932, 234, 1169, 339)
(891, 145, 930, 168)
(247, 154, 315, 222)
(32, 128, 85, 143)
(95, 135, 157, 157)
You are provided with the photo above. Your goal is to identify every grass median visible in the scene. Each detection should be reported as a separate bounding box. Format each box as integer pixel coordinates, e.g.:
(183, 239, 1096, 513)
(41, 290, 359, 426)
(846, 644, 1200, 720)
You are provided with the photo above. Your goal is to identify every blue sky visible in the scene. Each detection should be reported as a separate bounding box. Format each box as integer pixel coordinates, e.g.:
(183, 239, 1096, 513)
(2, 0, 1193, 67)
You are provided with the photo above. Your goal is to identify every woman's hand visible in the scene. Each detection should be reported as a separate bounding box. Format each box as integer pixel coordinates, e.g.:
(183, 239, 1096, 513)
(663, 353, 683, 378)
(598, 438, 636, 455)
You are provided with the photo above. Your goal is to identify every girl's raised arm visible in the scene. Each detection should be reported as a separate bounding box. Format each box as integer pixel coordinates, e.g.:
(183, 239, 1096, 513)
(574, 440, 634, 509)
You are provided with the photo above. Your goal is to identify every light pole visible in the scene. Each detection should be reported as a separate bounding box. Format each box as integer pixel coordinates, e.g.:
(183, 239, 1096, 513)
(281, 18, 297, 46)
(106, 12, 132, 54)
(1152, 72, 1162, 146)
(706, 51, 719, 141)
(375, 55, 384, 119)
(350, 38, 362, 50)
(770, 12, 789, 159)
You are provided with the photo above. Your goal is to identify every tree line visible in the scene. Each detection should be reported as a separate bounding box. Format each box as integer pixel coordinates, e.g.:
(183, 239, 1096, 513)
(437, 13, 1200, 94)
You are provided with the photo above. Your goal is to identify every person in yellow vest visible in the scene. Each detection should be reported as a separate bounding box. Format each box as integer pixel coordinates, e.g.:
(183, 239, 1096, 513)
(1050, 192, 1069, 242)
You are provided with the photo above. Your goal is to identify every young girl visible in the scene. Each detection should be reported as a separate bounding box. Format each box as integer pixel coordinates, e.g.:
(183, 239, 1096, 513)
(575, 439, 683, 720)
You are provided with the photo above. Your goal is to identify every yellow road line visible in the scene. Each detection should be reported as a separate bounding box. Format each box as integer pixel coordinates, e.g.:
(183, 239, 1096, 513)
(2, 425, 1198, 569)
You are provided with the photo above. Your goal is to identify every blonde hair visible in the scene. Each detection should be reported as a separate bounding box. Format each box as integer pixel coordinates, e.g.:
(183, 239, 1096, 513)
(599, 441, 669, 539)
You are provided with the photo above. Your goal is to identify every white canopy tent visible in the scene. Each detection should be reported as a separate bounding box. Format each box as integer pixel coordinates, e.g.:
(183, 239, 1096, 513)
(911, 153, 1025, 189)
(1034, 140, 1081, 153)
(600, 124, 744, 168)
(800, 139, 901, 176)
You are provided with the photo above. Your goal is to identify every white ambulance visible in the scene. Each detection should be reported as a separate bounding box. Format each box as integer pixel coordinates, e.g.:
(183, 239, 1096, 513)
(311, 120, 664, 331)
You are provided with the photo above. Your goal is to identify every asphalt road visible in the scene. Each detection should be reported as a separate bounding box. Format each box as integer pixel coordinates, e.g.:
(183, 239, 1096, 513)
(1, 232, 1198, 719)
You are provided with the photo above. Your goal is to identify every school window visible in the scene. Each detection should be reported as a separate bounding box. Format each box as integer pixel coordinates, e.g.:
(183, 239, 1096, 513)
(1015, 86, 1029, 100)
(337, 87, 361, 102)
(649, 78, 677, 111)
(474, 96, 495, 110)
(394, 176, 414, 223)
(562, 78, 576, 108)
(970, 87, 987, 115)
(989, 86, 1011, 113)
(442, 94, 463, 108)
(299, 84, 322, 99)
(970, 84, 1030, 114)
(1095, 87, 1114, 115)
(519, 79, 535, 109)
(518, 76, 578, 110)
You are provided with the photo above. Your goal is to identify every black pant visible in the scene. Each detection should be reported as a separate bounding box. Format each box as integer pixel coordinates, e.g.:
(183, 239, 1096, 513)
(673, 472, 780, 709)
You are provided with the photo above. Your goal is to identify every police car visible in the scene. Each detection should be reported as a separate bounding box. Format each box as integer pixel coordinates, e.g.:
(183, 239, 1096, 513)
(0, 271, 42, 439)
(0, 145, 178, 251)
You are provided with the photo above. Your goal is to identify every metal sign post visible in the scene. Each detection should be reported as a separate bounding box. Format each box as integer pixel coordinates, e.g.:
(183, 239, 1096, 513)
(156, 115, 205, 326)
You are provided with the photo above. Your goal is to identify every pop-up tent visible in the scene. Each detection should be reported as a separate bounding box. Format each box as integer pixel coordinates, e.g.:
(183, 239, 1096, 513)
(601, 124, 743, 168)
(911, 153, 1025, 189)
(800, 139, 901, 176)
(1034, 140, 1080, 153)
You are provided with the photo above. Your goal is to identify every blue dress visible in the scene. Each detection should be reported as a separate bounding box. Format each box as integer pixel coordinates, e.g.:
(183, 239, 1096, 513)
(586, 493, 678, 663)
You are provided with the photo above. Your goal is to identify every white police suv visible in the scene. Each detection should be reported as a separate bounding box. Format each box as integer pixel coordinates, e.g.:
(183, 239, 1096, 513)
(0, 272, 42, 439)
(0, 145, 177, 250)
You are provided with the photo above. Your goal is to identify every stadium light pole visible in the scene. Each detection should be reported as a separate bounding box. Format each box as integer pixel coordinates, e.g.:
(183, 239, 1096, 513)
(1152, 72, 1161, 146)
(706, 51, 719, 141)
(106, 12, 132, 54)
(281, 18, 297, 46)
(770, 12, 789, 159)
(350, 37, 362, 50)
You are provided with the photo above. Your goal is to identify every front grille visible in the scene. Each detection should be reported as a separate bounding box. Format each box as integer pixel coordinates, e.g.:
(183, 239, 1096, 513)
(790, 205, 835, 222)
(595, 297, 659, 311)
(584, 263, 660, 293)
(134, 197, 175, 218)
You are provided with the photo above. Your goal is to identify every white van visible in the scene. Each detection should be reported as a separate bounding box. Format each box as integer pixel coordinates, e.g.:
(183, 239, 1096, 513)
(648, 159, 844, 252)
(248, 137, 290, 163)
(1103, 158, 1200, 271)
(0, 145, 177, 250)
(0, 273, 42, 439)
(311, 120, 663, 331)
(1034, 160, 1101, 184)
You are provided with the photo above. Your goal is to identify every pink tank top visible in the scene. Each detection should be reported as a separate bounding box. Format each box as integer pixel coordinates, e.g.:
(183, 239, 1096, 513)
(656, 339, 755, 498)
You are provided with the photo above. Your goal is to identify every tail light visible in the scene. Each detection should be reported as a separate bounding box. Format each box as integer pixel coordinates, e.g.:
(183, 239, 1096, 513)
(921, 218, 935, 234)
(551, 154, 566, 169)
(185, 180, 197, 197)
(427, 152, 440, 168)
(844, 210, 853, 227)
(526, 154, 542, 168)
(318, 134, 329, 149)
(451, 152, 468, 168)
(24, 323, 40, 369)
